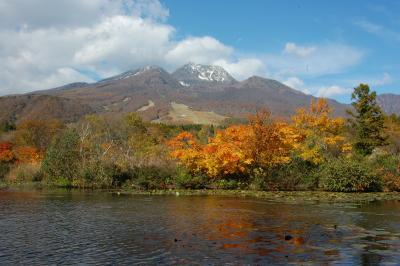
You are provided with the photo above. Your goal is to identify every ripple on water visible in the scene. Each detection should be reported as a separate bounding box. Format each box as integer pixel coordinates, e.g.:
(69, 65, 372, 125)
(0, 192, 400, 264)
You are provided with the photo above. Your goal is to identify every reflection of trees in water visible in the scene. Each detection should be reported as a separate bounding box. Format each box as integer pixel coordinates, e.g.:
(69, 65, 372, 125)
(163, 197, 357, 263)
(2, 193, 400, 264)
(340, 200, 400, 265)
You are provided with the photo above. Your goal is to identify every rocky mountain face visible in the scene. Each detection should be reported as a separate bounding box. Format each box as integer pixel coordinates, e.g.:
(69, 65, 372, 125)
(0, 63, 350, 124)
(377, 94, 400, 116)
(172, 63, 237, 86)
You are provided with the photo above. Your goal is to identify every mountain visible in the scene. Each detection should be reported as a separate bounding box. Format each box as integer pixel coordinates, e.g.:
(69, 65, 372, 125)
(0, 64, 349, 124)
(180, 76, 347, 119)
(33, 82, 89, 95)
(377, 93, 400, 116)
(0, 94, 93, 123)
(172, 63, 237, 86)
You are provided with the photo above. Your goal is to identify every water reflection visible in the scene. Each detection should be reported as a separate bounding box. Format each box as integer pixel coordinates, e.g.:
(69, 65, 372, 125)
(0, 191, 400, 264)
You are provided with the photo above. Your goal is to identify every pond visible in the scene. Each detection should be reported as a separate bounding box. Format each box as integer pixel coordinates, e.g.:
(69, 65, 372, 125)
(0, 190, 400, 265)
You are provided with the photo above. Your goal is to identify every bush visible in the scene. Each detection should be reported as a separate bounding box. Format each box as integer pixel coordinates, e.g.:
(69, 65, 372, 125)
(124, 165, 174, 190)
(211, 179, 244, 190)
(5, 163, 40, 182)
(248, 168, 271, 190)
(318, 158, 382, 192)
(371, 154, 400, 191)
(0, 162, 10, 179)
(174, 167, 207, 189)
(73, 161, 124, 188)
(41, 129, 80, 187)
(248, 160, 318, 191)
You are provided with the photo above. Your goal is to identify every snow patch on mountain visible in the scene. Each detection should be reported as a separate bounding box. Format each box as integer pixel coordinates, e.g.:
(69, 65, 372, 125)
(187, 63, 231, 83)
(172, 63, 236, 86)
(98, 66, 160, 83)
(179, 81, 190, 87)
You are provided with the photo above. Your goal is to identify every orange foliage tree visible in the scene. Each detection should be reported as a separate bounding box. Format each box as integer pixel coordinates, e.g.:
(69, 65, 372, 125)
(168, 110, 299, 178)
(0, 142, 15, 162)
(291, 99, 351, 164)
(15, 119, 63, 152)
(13, 146, 43, 164)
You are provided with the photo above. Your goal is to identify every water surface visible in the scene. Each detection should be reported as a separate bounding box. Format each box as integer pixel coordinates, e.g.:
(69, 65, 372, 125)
(1, 190, 400, 265)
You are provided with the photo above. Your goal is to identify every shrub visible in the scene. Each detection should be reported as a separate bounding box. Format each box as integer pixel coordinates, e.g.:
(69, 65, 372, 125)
(382, 172, 400, 192)
(5, 163, 40, 182)
(124, 165, 174, 190)
(41, 129, 80, 187)
(248, 160, 318, 191)
(371, 154, 400, 191)
(0, 162, 10, 179)
(249, 168, 271, 190)
(73, 161, 122, 188)
(319, 158, 382, 192)
(211, 179, 242, 190)
(174, 167, 207, 189)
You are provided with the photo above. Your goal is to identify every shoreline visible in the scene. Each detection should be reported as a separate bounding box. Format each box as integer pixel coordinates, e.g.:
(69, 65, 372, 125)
(2, 181, 400, 203)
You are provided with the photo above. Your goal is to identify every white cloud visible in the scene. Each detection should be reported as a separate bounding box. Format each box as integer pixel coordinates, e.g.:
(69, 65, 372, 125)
(0, 0, 169, 29)
(265, 42, 364, 77)
(347, 72, 393, 88)
(354, 20, 400, 42)
(372, 72, 392, 86)
(213, 58, 265, 80)
(316, 85, 350, 97)
(0, 1, 367, 96)
(283, 77, 310, 94)
(283, 42, 316, 57)
(0, 0, 269, 94)
(73, 16, 174, 69)
(165, 36, 233, 66)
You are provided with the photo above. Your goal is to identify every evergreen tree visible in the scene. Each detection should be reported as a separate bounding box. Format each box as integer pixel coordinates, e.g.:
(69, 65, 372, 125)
(348, 83, 386, 155)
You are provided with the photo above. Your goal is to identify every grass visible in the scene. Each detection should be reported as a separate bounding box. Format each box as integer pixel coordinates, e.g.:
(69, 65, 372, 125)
(117, 189, 400, 203)
(167, 102, 227, 125)
(2, 180, 400, 203)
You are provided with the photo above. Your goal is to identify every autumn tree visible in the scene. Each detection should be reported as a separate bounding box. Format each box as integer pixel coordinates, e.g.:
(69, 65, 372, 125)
(168, 131, 204, 174)
(0, 120, 16, 133)
(0, 142, 15, 163)
(41, 128, 80, 185)
(248, 109, 298, 168)
(384, 114, 400, 153)
(348, 84, 387, 155)
(292, 99, 351, 164)
(168, 109, 299, 178)
(15, 119, 63, 151)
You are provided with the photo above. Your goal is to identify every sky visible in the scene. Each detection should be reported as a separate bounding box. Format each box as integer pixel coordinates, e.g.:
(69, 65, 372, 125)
(0, 0, 399, 103)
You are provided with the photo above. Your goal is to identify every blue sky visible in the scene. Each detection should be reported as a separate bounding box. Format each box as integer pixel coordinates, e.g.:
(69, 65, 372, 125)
(0, 0, 399, 103)
(163, 0, 400, 102)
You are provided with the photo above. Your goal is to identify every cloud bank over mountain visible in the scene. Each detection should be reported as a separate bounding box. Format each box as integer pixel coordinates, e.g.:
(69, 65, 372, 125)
(0, 0, 266, 95)
(0, 0, 389, 101)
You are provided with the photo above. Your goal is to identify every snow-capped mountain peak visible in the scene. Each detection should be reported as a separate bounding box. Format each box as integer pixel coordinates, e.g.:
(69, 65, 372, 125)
(172, 63, 236, 86)
(98, 66, 162, 83)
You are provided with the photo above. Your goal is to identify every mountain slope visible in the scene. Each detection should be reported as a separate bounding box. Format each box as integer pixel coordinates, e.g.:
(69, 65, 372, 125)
(0, 64, 350, 124)
(377, 93, 400, 116)
(0, 94, 93, 123)
(179, 76, 347, 119)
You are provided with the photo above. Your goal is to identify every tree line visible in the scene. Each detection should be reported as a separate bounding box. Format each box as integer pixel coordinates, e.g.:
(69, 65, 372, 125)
(1, 84, 399, 192)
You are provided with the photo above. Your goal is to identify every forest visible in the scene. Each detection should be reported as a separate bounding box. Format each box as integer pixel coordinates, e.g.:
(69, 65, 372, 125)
(1, 84, 400, 192)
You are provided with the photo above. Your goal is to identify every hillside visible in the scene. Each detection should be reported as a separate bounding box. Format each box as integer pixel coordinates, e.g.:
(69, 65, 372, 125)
(1, 63, 350, 124)
(0, 94, 93, 123)
(377, 94, 400, 116)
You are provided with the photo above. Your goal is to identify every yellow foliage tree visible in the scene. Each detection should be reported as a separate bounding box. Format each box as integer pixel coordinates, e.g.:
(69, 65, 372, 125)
(168, 110, 299, 178)
(292, 99, 351, 164)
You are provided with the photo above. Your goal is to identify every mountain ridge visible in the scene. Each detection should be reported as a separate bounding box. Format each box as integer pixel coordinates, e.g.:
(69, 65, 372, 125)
(0, 63, 384, 124)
